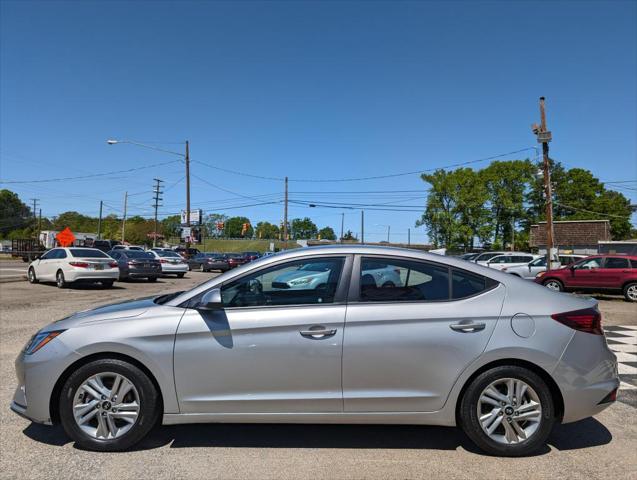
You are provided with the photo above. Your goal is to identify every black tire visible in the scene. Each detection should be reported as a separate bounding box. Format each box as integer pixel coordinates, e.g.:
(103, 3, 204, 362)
(459, 365, 555, 457)
(28, 267, 38, 284)
(56, 270, 67, 289)
(382, 281, 395, 288)
(623, 282, 637, 302)
(58, 358, 160, 452)
(148, 276, 157, 282)
(543, 278, 563, 292)
(102, 280, 114, 288)
(177, 273, 185, 278)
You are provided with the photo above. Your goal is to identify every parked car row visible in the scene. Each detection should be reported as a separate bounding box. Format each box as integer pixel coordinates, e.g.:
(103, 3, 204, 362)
(459, 250, 637, 302)
(26, 246, 270, 288)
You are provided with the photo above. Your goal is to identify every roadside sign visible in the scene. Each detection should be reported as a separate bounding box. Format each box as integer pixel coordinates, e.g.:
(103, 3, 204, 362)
(181, 227, 191, 240)
(56, 227, 76, 247)
(181, 210, 202, 225)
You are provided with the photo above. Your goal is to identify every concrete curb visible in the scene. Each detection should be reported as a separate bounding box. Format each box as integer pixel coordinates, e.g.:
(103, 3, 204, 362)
(0, 275, 27, 283)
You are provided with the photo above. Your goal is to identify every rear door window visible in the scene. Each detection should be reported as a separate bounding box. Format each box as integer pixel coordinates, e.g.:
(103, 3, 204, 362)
(604, 257, 629, 269)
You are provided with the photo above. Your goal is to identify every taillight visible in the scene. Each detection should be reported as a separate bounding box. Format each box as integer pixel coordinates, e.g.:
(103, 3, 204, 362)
(551, 308, 602, 335)
(160, 259, 168, 263)
(127, 260, 135, 265)
(69, 262, 89, 268)
(109, 261, 118, 268)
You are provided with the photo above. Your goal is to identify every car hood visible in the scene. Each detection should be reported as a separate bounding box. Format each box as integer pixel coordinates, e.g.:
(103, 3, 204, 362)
(274, 270, 325, 283)
(47, 297, 159, 331)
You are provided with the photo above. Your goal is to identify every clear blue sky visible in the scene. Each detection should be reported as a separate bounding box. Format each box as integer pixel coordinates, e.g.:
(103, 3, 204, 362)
(1, 0, 635, 242)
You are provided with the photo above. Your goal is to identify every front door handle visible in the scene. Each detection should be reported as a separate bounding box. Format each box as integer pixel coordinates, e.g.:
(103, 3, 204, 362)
(450, 322, 486, 333)
(300, 326, 337, 339)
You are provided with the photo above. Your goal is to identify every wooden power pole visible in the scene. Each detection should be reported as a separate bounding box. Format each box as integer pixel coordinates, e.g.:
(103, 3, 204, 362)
(185, 140, 191, 248)
(532, 96, 555, 268)
(121, 191, 128, 243)
(283, 176, 288, 243)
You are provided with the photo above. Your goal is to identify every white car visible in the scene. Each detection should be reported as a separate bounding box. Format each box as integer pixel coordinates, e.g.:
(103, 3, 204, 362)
(147, 249, 189, 277)
(112, 245, 146, 251)
(27, 247, 119, 288)
(472, 251, 508, 265)
(503, 254, 588, 279)
(485, 253, 539, 271)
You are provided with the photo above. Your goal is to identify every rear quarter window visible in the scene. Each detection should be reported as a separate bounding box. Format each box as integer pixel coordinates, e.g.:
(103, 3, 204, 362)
(452, 269, 499, 299)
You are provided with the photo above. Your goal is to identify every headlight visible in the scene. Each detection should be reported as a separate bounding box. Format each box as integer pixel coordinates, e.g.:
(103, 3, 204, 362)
(23, 330, 65, 355)
(536, 271, 545, 278)
(289, 277, 312, 286)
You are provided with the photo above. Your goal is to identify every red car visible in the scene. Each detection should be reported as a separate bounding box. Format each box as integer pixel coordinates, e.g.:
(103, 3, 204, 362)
(534, 255, 637, 302)
(224, 253, 249, 269)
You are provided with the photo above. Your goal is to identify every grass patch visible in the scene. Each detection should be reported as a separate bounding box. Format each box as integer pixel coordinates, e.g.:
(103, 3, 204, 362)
(200, 239, 301, 253)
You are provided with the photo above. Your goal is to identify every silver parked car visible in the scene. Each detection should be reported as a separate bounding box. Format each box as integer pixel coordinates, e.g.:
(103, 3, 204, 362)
(11, 246, 618, 456)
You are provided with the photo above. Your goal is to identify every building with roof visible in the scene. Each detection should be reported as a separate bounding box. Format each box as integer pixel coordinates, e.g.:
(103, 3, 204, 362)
(529, 219, 611, 255)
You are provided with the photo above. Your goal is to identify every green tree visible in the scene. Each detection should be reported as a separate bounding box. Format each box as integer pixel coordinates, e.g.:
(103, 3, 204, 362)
(290, 217, 318, 239)
(318, 226, 336, 240)
(124, 216, 155, 245)
(255, 221, 279, 239)
(342, 230, 358, 241)
(161, 215, 182, 239)
(418, 168, 491, 249)
(480, 160, 535, 247)
(0, 189, 32, 238)
(202, 213, 228, 237)
(224, 216, 253, 238)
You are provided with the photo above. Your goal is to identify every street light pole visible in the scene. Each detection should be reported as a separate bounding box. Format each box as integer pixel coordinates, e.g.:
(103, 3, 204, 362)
(121, 191, 128, 243)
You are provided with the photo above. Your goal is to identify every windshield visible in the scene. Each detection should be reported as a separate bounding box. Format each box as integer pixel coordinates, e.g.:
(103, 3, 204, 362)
(530, 257, 546, 267)
(126, 251, 154, 259)
(299, 262, 333, 272)
(158, 250, 181, 258)
(226, 253, 242, 258)
(69, 248, 109, 258)
(476, 252, 502, 262)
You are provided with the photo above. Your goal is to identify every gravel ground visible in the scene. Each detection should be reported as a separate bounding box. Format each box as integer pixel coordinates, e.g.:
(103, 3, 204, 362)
(1, 272, 636, 480)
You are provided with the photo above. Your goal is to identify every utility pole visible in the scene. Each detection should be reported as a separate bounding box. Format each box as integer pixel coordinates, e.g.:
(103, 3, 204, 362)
(340, 213, 345, 243)
(152, 179, 164, 248)
(121, 191, 128, 243)
(185, 140, 191, 248)
(97, 200, 103, 239)
(386, 225, 390, 243)
(360, 210, 365, 244)
(408, 228, 411, 246)
(532, 96, 555, 268)
(283, 176, 289, 243)
(511, 217, 515, 251)
(30, 199, 39, 238)
(38, 209, 42, 238)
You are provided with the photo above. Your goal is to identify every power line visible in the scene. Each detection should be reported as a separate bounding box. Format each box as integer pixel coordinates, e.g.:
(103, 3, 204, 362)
(193, 147, 537, 183)
(0, 159, 182, 184)
(554, 202, 633, 220)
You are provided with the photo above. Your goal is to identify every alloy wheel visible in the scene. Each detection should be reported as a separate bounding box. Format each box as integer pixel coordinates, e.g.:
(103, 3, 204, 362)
(72, 372, 140, 440)
(477, 378, 542, 445)
(544, 280, 561, 291)
(627, 284, 637, 301)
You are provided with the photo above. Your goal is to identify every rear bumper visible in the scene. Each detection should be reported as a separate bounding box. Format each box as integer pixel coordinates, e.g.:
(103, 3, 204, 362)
(161, 264, 188, 273)
(553, 330, 620, 423)
(65, 268, 119, 282)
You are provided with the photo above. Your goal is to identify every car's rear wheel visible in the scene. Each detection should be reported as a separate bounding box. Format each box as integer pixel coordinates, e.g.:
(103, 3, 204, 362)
(56, 270, 67, 288)
(382, 281, 395, 288)
(28, 267, 38, 284)
(148, 276, 157, 282)
(459, 365, 554, 457)
(102, 280, 114, 288)
(543, 279, 563, 292)
(623, 282, 637, 302)
(59, 359, 160, 451)
(177, 273, 185, 278)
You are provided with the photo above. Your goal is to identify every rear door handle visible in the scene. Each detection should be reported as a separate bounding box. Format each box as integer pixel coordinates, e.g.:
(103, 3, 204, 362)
(450, 322, 486, 333)
(300, 326, 337, 339)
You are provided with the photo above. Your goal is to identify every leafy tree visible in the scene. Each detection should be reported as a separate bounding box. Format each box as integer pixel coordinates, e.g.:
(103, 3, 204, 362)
(160, 214, 182, 239)
(341, 230, 358, 241)
(480, 160, 535, 247)
(202, 213, 228, 237)
(418, 168, 491, 249)
(224, 216, 253, 238)
(318, 226, 337, 240)
(290, 217, 318, 239)
(255, 221, 279, 239)
(0, 189, 32, 238)
(123, 216, 154, 245)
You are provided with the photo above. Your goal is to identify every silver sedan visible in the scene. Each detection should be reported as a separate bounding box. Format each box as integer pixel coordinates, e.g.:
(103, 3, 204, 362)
(11, 245, 618, 456)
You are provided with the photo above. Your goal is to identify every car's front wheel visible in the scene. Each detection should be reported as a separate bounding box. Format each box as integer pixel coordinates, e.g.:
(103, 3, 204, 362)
(624, 282, 637, 302)
(59, 359, 160, 451)
(177, 273, 185, 278)
(459, 365, 555, 457)
(543, 279, 563, 292)
(28, 267, 38, 284)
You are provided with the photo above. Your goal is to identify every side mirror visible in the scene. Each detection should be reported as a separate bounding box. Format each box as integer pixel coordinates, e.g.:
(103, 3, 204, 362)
(197, 288, 223, 311)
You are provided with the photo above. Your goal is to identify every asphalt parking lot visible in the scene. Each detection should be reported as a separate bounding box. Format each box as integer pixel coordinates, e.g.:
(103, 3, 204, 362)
(1, 272, 636, 479)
